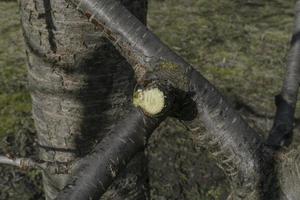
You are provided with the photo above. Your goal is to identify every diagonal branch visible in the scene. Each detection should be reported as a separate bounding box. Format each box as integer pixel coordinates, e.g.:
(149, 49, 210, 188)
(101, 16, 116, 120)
(266, 0, 300, 148)
(56, 104, 170, 200)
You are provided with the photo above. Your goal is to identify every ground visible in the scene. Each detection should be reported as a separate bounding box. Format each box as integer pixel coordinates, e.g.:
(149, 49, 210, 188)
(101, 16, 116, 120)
(0, 1, 43, 200)
(0, 0, 298, 199)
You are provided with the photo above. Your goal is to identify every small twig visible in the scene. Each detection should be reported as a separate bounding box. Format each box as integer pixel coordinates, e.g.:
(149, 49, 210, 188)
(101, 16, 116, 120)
(0, 155, 73, 174)
(0, 155, 37, 170)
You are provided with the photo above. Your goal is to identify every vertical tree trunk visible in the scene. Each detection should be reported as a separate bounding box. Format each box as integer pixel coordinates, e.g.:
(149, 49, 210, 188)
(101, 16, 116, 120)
(19, 0, 148, 199)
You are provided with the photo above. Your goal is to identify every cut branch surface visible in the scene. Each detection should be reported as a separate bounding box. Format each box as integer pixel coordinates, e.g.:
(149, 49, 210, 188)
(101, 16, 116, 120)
(133, 87, 165, 116)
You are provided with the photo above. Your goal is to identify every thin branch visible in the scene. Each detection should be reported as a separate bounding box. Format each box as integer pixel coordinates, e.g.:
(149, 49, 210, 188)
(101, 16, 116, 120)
(0, 155, 73, 174)
(0, 155, 33, 169)
(267, 0, 300, 148)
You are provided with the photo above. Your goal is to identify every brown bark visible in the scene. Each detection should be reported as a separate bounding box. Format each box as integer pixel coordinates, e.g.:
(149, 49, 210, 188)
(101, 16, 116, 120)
(19, 0, 148, 199)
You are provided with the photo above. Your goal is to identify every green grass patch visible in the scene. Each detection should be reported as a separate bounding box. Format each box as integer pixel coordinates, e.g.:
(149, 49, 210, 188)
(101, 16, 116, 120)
(0, 2, 32, 139)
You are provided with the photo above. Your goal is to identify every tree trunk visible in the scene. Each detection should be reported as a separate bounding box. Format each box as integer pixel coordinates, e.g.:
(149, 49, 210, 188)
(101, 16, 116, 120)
(19, 0, 148, 199)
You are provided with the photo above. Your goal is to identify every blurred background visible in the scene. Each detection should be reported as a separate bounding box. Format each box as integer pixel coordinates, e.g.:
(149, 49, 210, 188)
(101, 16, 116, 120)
(0, 0, 298, 199)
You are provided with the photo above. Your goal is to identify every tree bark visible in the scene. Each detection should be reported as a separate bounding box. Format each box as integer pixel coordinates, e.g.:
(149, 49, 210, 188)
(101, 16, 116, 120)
(19, 0, 148, 199)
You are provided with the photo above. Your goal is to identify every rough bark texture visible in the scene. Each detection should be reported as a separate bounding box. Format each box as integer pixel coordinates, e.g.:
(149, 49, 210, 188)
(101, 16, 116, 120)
(19, 0, 148, 199)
